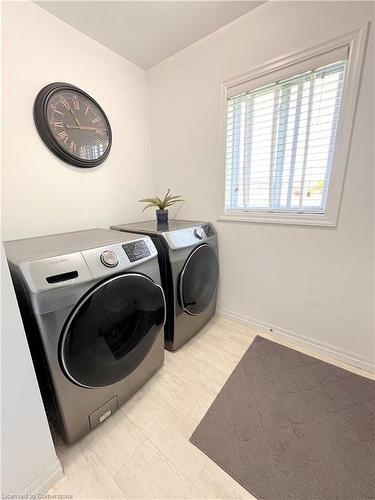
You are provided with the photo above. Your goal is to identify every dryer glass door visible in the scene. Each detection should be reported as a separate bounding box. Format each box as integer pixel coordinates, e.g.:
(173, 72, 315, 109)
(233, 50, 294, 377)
(179, 244, 219, 316)
(60, 273, 165, 388)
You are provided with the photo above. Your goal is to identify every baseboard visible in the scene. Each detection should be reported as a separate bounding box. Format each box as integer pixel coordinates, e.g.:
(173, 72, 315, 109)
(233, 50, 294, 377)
(217, 308, 375, 373)
(22, 458, 64, 496)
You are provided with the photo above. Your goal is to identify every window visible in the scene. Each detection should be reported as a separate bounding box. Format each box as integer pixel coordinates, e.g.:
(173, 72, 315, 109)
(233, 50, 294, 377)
(220, 28, 368, 226)
(226, 58, 347, 214)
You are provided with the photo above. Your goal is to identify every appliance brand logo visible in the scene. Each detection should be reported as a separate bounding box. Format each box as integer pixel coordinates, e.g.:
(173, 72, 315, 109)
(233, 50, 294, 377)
(47, 258, 68, 265)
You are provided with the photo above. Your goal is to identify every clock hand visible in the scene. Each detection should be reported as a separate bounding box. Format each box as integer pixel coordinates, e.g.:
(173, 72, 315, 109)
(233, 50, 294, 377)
(70, 109, 81, 128)
(65, 125, 106, 132)
(63, 100, 82, 128)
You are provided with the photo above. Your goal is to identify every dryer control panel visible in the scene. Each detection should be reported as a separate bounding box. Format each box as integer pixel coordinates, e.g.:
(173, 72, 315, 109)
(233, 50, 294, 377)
(162, 223, 215, 250)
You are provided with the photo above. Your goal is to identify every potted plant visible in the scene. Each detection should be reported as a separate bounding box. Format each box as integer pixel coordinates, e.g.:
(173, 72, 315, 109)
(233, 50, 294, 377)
(138, 189, 184, 223)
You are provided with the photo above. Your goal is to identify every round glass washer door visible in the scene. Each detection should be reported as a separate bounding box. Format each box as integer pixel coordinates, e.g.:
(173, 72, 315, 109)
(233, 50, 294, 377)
(59, 273, 165, 388)
(179, 244, 219, 316)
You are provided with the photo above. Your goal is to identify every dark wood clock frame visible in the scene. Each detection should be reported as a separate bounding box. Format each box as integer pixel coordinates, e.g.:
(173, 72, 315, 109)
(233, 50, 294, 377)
(33, 82, 112, 168)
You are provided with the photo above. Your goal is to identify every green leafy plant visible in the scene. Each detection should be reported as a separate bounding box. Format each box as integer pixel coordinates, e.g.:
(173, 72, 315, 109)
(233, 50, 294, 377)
(138, 189, 184, 212)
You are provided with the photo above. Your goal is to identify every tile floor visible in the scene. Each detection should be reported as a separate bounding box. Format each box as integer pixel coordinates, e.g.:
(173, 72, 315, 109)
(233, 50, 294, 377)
(49, 315, 374, 499)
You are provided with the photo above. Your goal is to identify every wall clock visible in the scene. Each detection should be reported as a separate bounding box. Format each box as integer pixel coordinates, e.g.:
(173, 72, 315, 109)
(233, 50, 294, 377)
(34, 82, 112, 168)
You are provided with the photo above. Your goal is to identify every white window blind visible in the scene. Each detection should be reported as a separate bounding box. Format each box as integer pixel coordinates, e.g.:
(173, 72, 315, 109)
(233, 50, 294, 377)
(225, 50, 348, 215)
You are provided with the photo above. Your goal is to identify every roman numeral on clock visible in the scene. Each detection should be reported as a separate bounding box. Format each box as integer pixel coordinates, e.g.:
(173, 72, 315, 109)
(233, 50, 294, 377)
(72, 96, 80, 110)
(60, 97, 70, 109)
(58, 130, 68, 140)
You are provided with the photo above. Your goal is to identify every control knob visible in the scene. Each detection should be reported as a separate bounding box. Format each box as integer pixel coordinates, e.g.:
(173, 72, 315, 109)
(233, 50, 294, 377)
(194, 227, 205, 240)
(100, 250, 119, 268)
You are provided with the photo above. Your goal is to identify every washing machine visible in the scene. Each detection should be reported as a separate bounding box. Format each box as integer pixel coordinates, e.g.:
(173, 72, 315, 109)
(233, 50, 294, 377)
(110, 220, 219, 351)
(5, 229, 166, 444)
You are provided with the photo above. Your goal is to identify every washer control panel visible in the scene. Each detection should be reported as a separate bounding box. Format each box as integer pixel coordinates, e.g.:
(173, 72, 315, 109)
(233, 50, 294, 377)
(82, 236, 157, 280)
(122, 240, 151, 262)
(100, 250, 119, 268)
(15, 235, 158, 293)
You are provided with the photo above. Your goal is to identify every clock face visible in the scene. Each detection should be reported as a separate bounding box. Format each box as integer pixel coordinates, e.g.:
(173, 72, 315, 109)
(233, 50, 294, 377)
(34, 83, 112, 168)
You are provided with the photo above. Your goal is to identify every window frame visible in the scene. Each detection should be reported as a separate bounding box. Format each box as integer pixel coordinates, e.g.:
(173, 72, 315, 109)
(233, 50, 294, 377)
(218, 25, 369, 227)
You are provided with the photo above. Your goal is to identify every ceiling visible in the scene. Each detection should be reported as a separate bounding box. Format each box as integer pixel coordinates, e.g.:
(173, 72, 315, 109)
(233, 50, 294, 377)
(35, 1, 264, 69)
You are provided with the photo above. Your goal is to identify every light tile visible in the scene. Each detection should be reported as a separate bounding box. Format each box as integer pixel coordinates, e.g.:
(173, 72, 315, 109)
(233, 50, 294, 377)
(51, 450, 124, 499)
(195, 458, 255, 499)
(114, 440, 203, 499)
(197, 326, 252, 357)
(84, 410, 147, 476)
(185, 390, 217, 434)
(212, 315, 257, 337)
(185, 340, 238, 376)
(146, 367, 202, 416)
(56, 410, 147, 477)
(123, 391, 207, 482)
(164, 348, 185, 368)
(168, 350, 229, 394)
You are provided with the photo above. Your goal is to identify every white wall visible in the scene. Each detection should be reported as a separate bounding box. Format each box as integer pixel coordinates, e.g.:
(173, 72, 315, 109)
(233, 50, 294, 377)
(0, 1, 153, 493)
(1, 246, 63, 494)
(1, 1, 154, 241)
(149, 1, 375, 369)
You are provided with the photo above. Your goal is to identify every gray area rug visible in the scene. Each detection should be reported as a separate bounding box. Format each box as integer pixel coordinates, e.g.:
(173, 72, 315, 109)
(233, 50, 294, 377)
(190, 336, 375, 499)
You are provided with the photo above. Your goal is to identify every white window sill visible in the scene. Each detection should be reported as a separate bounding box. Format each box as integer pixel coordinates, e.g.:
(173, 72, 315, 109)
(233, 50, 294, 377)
(218, 212, 337, 227)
